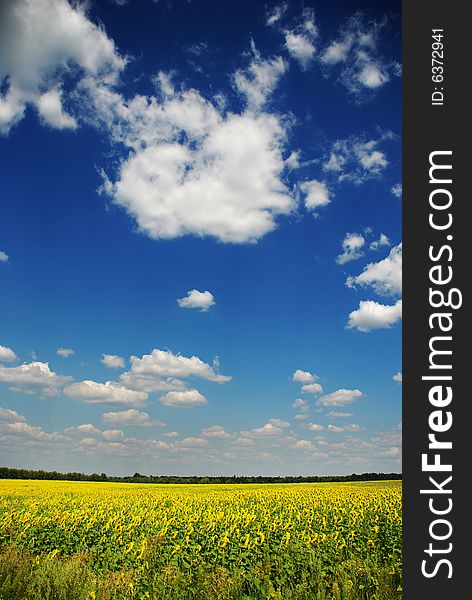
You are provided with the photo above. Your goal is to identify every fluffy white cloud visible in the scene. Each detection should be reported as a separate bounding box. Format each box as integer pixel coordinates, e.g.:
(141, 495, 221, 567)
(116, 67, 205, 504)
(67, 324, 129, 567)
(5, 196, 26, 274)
(319, 13, 391, 100)
(289, 439, 317, 451)
(300, 179, 330, 212)
(103, 109, 294, 244)
(102, 429, 124, 441)
(0, 361, 72, 395)
(126, 349, 231, 384)
(283, 8, 318, 70)
(201, 425, 231, 439)
(327, 411, 353, 419)
(292, 398, 309, 412)
(160, 389, 207, 407)
(0, 0, 125, 134)
(327, 423, 362, 433)
(64, 380, 148, 407)
(64, 423, 100, 435)
(0, 345, 16, 362)
(266, 3, 288, 27)
(317, 388, 363, 407)
(292, 369, 317, 384)
(369, 233, 390, 251)
(102, 409, 153, 426)
(249, 422, 284, 436)
(393, 372, 402, 383)
(101, 354, 126, 369)
(301, 383, 323, 395)
(177, 289, 215, 311)
(0, 406, 26, 423)
(301, 422, 324, 432)
(57, 347, 74, 358)
(0, 419, 63, 442)
(323, 135, 389, 184)
(347, 299, 402, 332)
(391, 183, 402, 198)
(233, 45, 287, 110)
(336, 232, 365, 264)
(347, 243, 402, 296)
(0, 251, 9, 262)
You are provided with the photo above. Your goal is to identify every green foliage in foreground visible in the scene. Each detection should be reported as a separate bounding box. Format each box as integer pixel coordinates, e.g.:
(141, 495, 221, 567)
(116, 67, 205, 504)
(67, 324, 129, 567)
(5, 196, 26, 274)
(0, 542, 401, 600)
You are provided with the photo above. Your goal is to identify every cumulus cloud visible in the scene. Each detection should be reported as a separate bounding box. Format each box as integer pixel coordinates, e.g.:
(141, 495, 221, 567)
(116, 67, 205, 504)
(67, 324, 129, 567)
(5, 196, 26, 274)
(347, 243, 402, 296)
(317, 388, 363, 407)
(0, 419, 63, 442)
(301, 383, 323, 395)
(347, 299, 402, 332)
(327, 411, 353, 419)
(101, 354, 126, 369)
(0, 361, 72, 395)
(369, 233, 390, 252)
(64, 380, 148, 407)
(299, 179, 331, 213)
(301, 422, 324, 432)
(64, 423, 101, 435)
(0, 0, 125, 134)
(319, 12, 392, 100)
(0, 345, 17, 362)
(292, 369, 317, 384)
(292, 398, 309, 412)
(57, 347, 74, 358)
(102, 409, 154, 426)
(336, 232, 365, 264)
(177, 289, 215, 311)
(102, 429, 123, 441)
(0, 406, 26, 423)
(283, 8, 318, 70)
(393, 372, 402, 383)
(391, 183, 402, 198)
(201, 425, 231, 439)
(327, 423, 362, 433)
(233, 44, 287, 110)
(0, 251, 9, 262)
(160, 389, 207, 407)
(323, 134, 389, 184)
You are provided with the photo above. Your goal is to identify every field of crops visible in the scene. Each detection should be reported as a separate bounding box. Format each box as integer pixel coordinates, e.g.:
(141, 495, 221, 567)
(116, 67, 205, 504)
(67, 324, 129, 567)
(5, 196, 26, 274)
(0, 480, 402, 599)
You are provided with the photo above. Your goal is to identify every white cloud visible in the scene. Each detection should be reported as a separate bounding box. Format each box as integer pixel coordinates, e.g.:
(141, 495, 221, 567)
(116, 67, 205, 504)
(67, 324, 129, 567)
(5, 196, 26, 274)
(0, 406, 26, 423)
(64, 380, 148, 407)
(102, 409, 153, 426)
(0, 419, 63, 442)
(301, 422, 324, 432)
(64, 423, 101, 435)
(101, 354, 126, 369)
(177, 289, 215, 311)
(160, 389, 207, 407)
(393, 372, 402, 384)
(300, 179, 330, 212)
(201, 425, 231, 439)
(391, 183, 402, 198)
(283, 8, 318, 70)
(0, 361, 72, 395)
(292, 369, 317, 384)
(233, 46, 287, 110)
(0, 345, 16, 362)
(327, 423, 362, 433)
(292, 398, 309, 412)
(0, 0, 125, 134)
(163, 431, 179, 438)
(266, 3, 288, 27)
(268, 418, 290, 429)
(369, 233, 390, 251)
(336, 232, 365, 264)
(289, 439, 316, 451)
(126, 349, 231, 384)
(323, 135, 389, 184)
(57, 347, 74, 358)
(249, 422, 284, 436)
(327, 411, 353, 419)
(347, 299, 402, 332)
(319, 13, 391, 100)
(347, 243, 402, 296)
(318, 389, 363, 407)
(301, 383, 323, 395)
(178, 437, 209, 448)
(0, 251, 8, 262)
(102, 429, 123, 441)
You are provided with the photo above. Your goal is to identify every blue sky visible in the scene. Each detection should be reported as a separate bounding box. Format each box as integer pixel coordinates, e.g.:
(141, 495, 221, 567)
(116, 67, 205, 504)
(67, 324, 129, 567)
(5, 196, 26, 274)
(0, 0, 401, 476)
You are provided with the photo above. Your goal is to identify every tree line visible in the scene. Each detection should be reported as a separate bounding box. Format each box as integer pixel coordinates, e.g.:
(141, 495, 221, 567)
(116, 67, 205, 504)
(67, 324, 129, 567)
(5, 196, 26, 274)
(0, 466, 401, 484)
